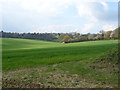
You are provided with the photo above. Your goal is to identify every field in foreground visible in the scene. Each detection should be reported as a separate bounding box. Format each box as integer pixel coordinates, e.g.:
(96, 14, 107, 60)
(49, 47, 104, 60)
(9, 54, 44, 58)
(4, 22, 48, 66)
(2, 38, 118, 88)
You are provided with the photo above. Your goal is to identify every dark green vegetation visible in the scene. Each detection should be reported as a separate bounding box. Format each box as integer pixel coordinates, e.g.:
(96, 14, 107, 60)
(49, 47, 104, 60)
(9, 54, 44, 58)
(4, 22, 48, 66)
(2, 38, 119, 88)
(1, 31, 56, 41)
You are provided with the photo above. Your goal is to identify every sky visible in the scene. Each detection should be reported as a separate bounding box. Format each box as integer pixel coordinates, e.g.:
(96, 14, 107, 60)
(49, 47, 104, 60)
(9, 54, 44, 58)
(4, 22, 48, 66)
(0, 0, 118, 34)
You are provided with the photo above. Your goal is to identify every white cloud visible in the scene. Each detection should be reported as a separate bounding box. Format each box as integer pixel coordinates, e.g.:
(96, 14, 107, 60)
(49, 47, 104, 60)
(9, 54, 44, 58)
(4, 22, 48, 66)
(1, 0, 72, 16)
(75, 2, 98, 22)
(73, 0, 112, 22)
(102, 25, 116, 31)
(0, 0, 16, 2)
(1, 0, 117, 15)
(1, 0, 117, 18)
(32, 23, 97, 34)
(32, 24, 78, 33)
(100, 1, 109, 11)
(20, 0, 72, 16)
(1, 0, 118, 33)
(79, 23, 95, 33)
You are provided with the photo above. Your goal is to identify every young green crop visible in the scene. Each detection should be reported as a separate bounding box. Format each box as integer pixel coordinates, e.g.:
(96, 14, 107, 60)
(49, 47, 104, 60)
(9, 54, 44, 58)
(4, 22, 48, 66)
(2, 38, 118, 70)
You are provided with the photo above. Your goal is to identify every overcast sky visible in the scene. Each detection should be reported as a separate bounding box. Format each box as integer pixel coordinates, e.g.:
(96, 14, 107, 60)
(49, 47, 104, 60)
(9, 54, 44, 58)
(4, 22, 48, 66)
(0, 0, 118, 34)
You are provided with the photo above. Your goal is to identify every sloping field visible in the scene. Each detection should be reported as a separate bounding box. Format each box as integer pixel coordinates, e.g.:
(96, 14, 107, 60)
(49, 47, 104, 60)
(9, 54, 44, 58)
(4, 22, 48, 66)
(2, 38, 118, 88)
(2, 38, 118, 70)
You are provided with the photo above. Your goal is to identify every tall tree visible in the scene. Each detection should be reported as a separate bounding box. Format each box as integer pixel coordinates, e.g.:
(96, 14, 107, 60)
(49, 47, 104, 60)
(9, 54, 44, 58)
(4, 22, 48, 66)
(61, 35, 71, 43)
(99, 30, 105, 40)
(104, 31, 112, 40)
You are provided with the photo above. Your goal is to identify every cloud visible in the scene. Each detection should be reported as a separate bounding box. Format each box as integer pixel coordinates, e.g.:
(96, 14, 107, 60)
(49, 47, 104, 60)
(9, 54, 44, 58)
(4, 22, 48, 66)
(31, 24, 79, 33)
(79, 23, 95, 33)
(102, 24, 116, 31)
(32, 23, 98, 34)
(74, 2, 98, 22)
(1, 0, 118, 15)
(74, 1, 117, 22)
(100, 1, 109, 11)
(19, 0, 73, 16)
(1, 0, 118, 20)
(1, 0, 118, 33)
(1, 0, 71, 17)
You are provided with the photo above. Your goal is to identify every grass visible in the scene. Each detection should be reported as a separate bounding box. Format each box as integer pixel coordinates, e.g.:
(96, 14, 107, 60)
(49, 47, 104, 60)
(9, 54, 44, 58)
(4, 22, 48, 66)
(2, 38, 118, 70)
(2, 38, 119, 88)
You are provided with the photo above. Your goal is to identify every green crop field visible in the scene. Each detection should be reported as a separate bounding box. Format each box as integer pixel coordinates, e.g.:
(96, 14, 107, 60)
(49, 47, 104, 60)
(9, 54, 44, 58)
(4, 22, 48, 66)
(2, 38, 118, 70)
(2, 38, 119, 88)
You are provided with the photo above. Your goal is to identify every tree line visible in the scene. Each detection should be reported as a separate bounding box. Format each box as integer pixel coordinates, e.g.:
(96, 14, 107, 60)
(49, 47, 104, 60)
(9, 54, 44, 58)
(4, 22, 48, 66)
(58, 27, 119, 43)
(0, 27, 119, 43)
(0, 31, 57, 41)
